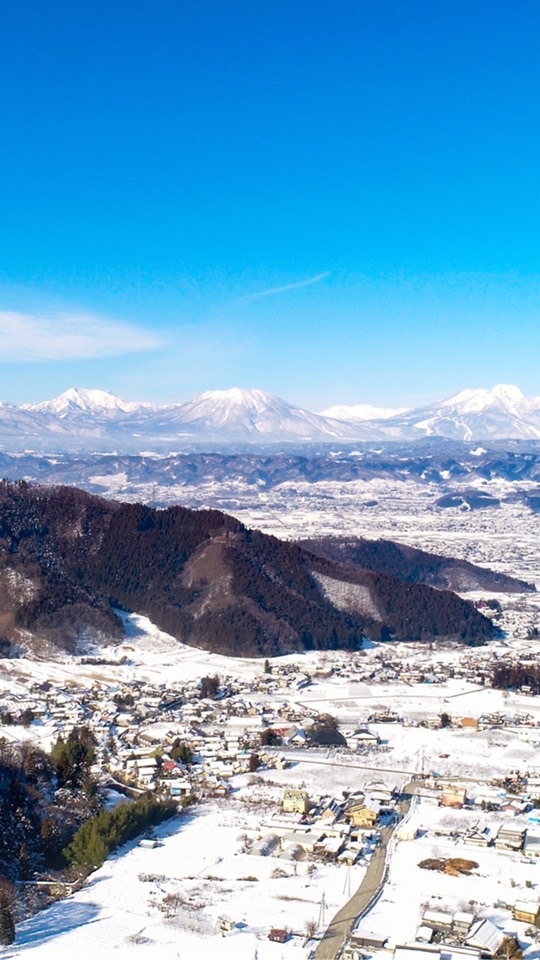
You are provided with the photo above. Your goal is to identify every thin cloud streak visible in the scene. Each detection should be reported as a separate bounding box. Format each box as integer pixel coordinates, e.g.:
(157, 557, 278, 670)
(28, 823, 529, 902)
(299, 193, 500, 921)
(241, 271, 330, 301)
(0, 310, 163, 361)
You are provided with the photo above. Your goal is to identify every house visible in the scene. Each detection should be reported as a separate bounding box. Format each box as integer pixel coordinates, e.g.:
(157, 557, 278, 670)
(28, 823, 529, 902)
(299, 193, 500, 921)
(452, 912, 474, 936)
(464, 918, 504, 956)
(281, 831, 321, 855)
(345, 802, 378, 828)
(513, 900, 540, 926)
(316, 836, 345, 860)
(349, 934, 388, 950)
(526, 776, 540, 799)
(441, 786, 467, 808)
(523, 832, 540, 858)
(396, 824, 418, 841)
(310, 728, 347, 748)
(351, 728, 380, 747)
(463, 824, 494, 847)
(421, 910, 453, 933)
(282, 788, 310, 814)
(494, 823, 526, 851)
(167, 778, 191, 797)
(219, 916, 236, 932)
(268, 928, 288, 943)
(337, 842, 363, 865)
(349, 920, 388, 950)
(393, 946, 480, 960)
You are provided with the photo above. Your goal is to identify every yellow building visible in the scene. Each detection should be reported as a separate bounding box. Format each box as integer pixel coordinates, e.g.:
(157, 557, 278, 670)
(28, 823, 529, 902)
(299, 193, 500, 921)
(282, 788, 310, 814)
(345, 803, 378, 828)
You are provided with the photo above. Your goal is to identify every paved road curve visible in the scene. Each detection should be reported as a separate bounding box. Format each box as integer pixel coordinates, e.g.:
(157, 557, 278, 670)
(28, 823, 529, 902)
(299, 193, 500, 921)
(315, 790, 413, 960)
(314, 825, 392, 960)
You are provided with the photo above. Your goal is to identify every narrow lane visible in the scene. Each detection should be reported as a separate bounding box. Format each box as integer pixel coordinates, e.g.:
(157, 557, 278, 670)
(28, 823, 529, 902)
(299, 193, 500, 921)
(315, 789, 412, 960)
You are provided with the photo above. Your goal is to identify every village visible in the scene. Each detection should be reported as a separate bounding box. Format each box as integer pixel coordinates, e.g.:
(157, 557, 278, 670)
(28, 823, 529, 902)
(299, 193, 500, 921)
(1, 594, 540, 958)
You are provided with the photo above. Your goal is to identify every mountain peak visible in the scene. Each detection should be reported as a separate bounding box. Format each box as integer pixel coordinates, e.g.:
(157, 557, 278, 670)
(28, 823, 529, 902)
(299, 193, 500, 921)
(490, 383, 526, 401)
(440, 384, 528, 414)
(24, 387, 129, 415)
(196, 387, 278, 410)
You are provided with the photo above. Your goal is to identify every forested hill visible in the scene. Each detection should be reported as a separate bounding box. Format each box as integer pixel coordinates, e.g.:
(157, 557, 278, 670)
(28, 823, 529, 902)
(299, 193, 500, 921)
(298, 537, 535, 594)
(0, 481, 494, 657)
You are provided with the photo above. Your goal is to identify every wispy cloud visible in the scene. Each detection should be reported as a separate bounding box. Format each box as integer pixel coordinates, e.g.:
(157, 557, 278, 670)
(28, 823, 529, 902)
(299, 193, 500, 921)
(0, 310, 163, 361)
(241, 271, 330, 302)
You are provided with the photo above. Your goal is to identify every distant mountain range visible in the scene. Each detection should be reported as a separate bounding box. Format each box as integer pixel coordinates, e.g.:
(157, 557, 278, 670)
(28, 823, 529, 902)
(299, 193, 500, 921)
(0, 440, 538, 514)
(0, 383, 537, 451)
(0, 482, 504, 658)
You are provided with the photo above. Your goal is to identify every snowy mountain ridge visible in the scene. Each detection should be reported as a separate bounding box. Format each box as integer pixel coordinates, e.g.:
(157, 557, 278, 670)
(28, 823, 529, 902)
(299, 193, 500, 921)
(3, 383, 540, 450)
(319, 402, 409, 421)
(23, 387, 158, 419)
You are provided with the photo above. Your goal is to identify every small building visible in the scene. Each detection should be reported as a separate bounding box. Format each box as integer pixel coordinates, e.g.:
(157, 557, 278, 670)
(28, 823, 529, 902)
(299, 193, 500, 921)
(282, 788, 310, 814)
(345, 802, 378, 828)
(393, 946, 480, 960)
(453, 912, 474, 936)
(465, 918, 504, 956)
(268, 928, 288, 943)
(396, 824, 418, 841)
(421, 910, 453, 933)
(351, 728, 381, 746)
(441, 786, 467, 808)
(310, 727, 347, 748)
(281, 831, 321, 855)
(338, 842, 363, 865)
(219, 916, 236, 932)
(494, 823, 526, 851)
(513, 899, 540, 926)
(463, 826, 493, 847)
(523, 832, 540, 858)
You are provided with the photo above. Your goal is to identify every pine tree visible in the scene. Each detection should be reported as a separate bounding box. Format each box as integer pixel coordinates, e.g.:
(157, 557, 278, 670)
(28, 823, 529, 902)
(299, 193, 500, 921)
(0, 894, 15, 945)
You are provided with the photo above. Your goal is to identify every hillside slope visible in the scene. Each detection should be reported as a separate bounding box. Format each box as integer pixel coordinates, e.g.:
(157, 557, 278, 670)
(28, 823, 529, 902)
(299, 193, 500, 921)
(299, 537, 535, 593)
(0, 482, 495, 656)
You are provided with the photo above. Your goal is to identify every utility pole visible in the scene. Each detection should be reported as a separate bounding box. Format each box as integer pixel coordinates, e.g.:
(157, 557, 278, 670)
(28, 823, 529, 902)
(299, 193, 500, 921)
(318, 890, 327, 929)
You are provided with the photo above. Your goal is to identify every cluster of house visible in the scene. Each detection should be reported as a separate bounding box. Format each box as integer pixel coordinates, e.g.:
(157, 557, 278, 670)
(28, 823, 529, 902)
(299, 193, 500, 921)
(240, 785, 396, 867)
(343, 900, 540, 960)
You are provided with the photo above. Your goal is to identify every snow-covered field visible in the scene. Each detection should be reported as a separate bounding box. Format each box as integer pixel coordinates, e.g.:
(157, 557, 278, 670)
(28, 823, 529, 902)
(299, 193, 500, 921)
(12, 795, 341, 959)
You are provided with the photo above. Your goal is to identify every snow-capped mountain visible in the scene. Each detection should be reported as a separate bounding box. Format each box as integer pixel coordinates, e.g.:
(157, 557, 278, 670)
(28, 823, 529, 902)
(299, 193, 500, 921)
(320, 402, 409, 422)
(377, 384, 540, 441)
(23, 387, 157, 421)
(1, 383, 540, 451)
(153, 387, 376, 441)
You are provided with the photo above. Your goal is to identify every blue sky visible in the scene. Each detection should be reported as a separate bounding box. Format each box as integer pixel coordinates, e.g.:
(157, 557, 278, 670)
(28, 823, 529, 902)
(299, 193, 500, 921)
(1, 0, 540, 409)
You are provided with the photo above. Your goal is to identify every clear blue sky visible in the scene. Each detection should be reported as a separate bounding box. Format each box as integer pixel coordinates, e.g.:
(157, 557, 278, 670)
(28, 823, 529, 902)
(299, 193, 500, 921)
(1, 0, 539, 409)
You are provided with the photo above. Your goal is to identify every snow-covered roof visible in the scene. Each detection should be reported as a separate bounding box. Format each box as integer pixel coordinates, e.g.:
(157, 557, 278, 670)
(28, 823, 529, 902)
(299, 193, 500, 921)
(465, 918, 504, 955)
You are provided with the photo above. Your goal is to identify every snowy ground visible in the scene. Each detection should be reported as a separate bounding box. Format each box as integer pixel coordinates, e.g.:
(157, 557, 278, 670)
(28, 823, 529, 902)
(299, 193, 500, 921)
(11, 797, 332, 959)
(7, 635, 540, 958)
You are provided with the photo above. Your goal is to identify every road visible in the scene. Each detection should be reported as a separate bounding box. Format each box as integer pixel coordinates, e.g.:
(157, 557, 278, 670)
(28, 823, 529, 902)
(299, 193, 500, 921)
(314, 824, 392, 960)
(314, 790, 413, 960)
(276, 749, 503, 785)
